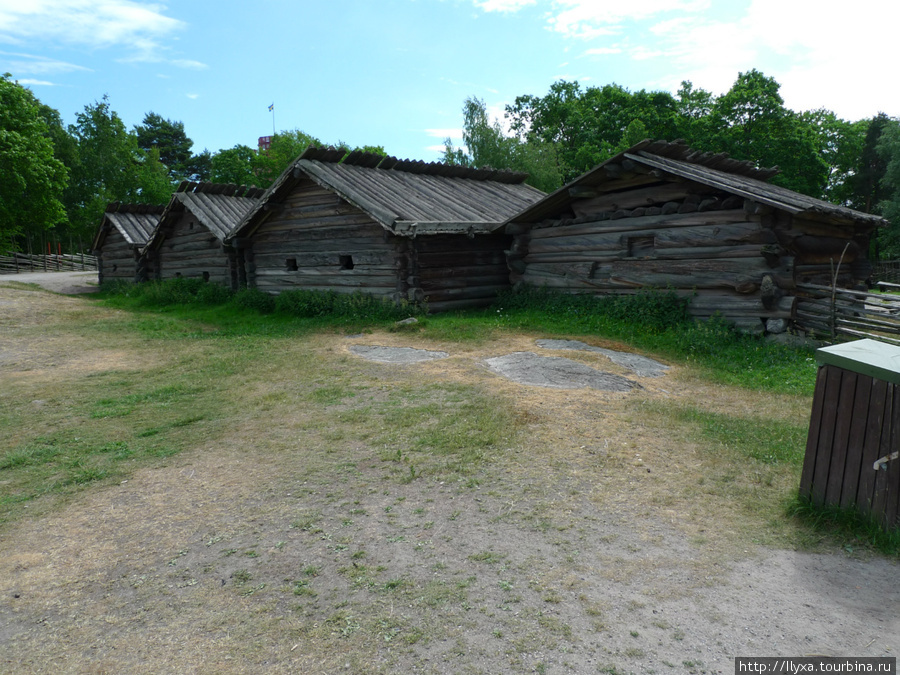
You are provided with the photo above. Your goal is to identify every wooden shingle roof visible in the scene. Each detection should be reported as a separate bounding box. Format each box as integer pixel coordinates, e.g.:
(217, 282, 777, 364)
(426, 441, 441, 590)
(229, 147, 545, 241)
(92, 202, 165, 250)
(508, 139, 887, 228)
(147, 182, 265, 249)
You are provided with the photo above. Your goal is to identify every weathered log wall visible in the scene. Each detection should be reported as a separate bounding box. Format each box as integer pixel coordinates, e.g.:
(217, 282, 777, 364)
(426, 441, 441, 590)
(509, 176, 875, 332)
(96, 229, 139, 283)
(410, 234, 511, 312)
(154, 213, 233, 285)
(240, 183, 400, 298)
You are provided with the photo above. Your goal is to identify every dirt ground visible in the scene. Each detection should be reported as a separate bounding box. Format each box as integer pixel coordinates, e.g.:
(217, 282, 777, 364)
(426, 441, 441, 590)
(0, 274, 898, 674)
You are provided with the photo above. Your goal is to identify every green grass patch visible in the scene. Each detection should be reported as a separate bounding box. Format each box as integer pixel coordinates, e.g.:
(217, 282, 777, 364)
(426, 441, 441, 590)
(424, 287, 818, 396)
(662, 405, 807, 467)
(788, 496, 900, 556)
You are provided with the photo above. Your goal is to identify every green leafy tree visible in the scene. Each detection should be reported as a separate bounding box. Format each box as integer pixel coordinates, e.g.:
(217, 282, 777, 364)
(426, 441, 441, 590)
(704, 70, 828, 197)
(0, 74, 68, 250)
(800, 109, 867, 205)
(506, 81, 678, 182)
(65, 96, 171, 240)
(253, 129, 321, 187)
(134, 112, 194, 180)
(849, 113, 895, 214)
(443, 97, 561, 192)
(185, 149, 212, 182)
(875, 118, 900, 258)
(209, 144, 258, 186)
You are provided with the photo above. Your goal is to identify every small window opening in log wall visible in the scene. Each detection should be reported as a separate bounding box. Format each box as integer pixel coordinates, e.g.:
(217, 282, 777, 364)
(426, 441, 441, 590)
(175, 272, 182, 278)
(189, 221, 194, 230)
(112, 264, 118, 272)
(627, 235, 655, 258)
(339, 255, 355, 270)
(202, 271, 210, 281)
(285, 258, 298, 271)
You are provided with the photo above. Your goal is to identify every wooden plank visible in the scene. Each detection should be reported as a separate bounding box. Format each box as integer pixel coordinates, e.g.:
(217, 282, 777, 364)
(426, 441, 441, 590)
(883, 384, 900, 530)
(570, 183, 711, 217)
(419, 274, 509, 291)
(840, 375, 875, 508)
(811, 366, 843, 506)
(527, 210, 756, 240)
(856, 379, 889, 512)
(800, 366, 830, 498)
(871, 382, 895, 523)
(824, 370, 858, 505)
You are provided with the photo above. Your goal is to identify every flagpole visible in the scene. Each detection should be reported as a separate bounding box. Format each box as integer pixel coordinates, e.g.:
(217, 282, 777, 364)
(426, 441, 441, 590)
(270, 103, 275, 135)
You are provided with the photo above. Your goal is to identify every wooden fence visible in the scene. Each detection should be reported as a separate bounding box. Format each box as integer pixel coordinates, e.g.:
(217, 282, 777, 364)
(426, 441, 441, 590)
(0, 252, 98, 274)
(874, 260, 900, 284)
(796, 282, 900, 345)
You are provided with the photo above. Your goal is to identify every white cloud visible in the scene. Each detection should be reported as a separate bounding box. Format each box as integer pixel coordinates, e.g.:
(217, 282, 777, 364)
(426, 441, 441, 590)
(0, 0, 198, 68)
(186, 93, 199, 100)
(426, 143, 453, 154)
(472, 0, 536, 12)
(0, 51, 91, 74)
(545, 0, 709, 40)
(582, 47, 620, 56)
(641, 0, 900, 119)
(17, 78, 55, 86)
(425, 128, 463, 140)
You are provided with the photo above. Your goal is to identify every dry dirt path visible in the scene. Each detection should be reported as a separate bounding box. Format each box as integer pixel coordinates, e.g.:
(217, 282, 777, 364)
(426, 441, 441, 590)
(0, 283, 897, 674)
(0, 270, 98, 295)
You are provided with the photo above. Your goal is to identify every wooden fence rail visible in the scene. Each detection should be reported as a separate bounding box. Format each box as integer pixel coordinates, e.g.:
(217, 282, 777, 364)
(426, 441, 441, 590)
(874, 260, 900, 284)
(0, 252, 98, 274)
(796, 282, 900, 345)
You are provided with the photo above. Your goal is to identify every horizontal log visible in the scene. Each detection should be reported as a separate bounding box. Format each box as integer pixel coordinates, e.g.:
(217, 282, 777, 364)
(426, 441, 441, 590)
(158, 258, 231, 270)
(255, 212, 379, 233)
(256, 281, 396, 296)
(419, 274, 509, 291)
(162, 240, 225, 254)
(253, 236, 396, 253)
(255, 268, 396, 282)
(253, 252, 395, 269)
(524, 245, 765, 263)
(414, 251, 507, 268)
(522, 256, 771, 293)
(410, 236, 509, 254)
(571, 183, 714, 217)
(416, 266, 508, 281)
(422, 284, 508, 302)
(524, 209, 758, 240)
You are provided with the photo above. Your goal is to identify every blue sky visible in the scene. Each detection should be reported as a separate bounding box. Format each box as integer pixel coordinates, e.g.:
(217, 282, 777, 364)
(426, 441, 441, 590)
(3, 0, 898, 162)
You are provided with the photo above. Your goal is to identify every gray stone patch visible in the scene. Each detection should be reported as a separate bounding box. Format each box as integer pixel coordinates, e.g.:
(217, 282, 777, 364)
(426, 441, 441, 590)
(348, 345, 449, 364)
(536, 339, 669, 378)
(484, 352, 638, 391)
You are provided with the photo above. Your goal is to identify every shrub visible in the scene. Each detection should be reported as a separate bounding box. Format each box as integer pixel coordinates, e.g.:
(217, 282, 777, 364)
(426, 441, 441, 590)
(233, 288, 277, 314)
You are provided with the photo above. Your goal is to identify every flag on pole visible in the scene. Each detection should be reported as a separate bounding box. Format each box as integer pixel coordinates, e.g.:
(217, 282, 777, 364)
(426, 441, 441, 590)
(268, 103, 274, 112)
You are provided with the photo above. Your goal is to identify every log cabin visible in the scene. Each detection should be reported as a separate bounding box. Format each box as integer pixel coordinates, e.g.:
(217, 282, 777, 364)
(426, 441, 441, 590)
(92, 202, 164, 284)
(504, 139, 887, 333)
(226, 147, 545, 311)
(142, 182, 265, 286)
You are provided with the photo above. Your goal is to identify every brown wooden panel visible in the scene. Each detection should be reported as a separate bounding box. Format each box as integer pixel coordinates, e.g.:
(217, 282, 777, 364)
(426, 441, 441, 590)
(810, 366, 844, 506)
(882, 384, 900, 529)
(824, 370, 859, 505)
(800, 365, 829, 499)
(870, 382, 894, 520)
(856, 378, 889, 511)
(840, 375, 875, 508)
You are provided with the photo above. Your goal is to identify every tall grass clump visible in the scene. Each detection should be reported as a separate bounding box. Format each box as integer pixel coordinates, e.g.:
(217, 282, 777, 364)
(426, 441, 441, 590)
(788, 496, 900, 556)
(100, 279, 424, 324)
(495, 285, 692, 334)
(101, 278, 235, 307)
